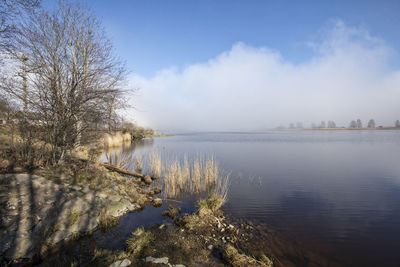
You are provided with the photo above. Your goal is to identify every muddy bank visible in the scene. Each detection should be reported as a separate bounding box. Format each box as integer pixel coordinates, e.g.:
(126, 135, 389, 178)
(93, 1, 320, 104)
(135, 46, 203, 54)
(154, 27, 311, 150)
(39, 199, 275, 267)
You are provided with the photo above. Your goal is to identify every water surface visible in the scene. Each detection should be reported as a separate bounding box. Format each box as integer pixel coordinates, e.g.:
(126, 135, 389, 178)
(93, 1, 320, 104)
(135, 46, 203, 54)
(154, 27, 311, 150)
(128, 130, 400, 266)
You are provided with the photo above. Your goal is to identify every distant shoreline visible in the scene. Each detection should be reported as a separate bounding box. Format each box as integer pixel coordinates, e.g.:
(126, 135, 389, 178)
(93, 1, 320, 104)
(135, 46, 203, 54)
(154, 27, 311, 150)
(268, 127, 400, 131)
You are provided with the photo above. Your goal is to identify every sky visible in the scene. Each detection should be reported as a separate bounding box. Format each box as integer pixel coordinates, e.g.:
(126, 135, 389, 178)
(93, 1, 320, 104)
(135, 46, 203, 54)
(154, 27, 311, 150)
(44, 0, 400, 131)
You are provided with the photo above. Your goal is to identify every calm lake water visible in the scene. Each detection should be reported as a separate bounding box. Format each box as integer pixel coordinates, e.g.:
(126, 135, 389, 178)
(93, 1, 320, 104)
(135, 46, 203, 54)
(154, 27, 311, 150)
(116, 130, 400, 266)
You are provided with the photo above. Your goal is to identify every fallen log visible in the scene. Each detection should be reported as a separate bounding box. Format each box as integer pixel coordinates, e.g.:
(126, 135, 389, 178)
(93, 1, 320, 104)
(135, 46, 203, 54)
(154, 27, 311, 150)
(101, 163, 145, 178)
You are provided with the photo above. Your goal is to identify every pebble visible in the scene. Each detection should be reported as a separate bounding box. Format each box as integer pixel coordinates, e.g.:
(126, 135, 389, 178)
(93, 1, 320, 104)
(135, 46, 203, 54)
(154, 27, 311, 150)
(207, 244, 213, 250)
(109, 259, 131, 267)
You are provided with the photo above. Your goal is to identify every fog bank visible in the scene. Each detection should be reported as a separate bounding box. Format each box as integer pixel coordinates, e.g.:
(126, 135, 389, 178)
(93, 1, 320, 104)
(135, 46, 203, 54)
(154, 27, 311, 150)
(129, 21, 400, 131)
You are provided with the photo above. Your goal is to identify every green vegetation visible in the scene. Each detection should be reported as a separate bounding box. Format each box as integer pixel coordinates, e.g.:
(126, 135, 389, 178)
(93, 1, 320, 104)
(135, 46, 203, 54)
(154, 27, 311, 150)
(67, 211, 80, 225)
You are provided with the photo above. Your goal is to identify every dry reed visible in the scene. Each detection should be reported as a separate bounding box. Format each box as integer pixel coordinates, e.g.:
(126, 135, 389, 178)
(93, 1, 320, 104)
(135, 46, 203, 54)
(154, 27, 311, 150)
(149, 150, 162, 178)
(162, 154, 230, 206)
(103, 132, 131, 148)
(135, 155, 143, 173)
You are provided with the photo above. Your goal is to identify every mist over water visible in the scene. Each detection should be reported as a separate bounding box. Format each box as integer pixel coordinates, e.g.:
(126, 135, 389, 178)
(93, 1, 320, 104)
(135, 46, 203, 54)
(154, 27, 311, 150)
(130, 21, 400, 132)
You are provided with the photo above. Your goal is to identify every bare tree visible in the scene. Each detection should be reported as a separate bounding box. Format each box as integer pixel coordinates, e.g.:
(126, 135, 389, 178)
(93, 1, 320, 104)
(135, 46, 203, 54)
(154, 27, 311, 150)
(356, 119, 362, 128)
(2, 1, 127, 163)
(395, 120, 400, 128)
(367, 119, 376, 128)
(0, 0, 40, 52)
(349, 120, 357, 128)
(296, 122, 303, 128)
(327, 120, 336, 128)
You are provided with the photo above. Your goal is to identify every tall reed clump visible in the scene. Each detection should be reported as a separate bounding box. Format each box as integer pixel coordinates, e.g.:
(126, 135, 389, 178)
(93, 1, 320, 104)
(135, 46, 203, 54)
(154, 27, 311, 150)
(149, 150, 161, 178)
(162, 154, 230, 208)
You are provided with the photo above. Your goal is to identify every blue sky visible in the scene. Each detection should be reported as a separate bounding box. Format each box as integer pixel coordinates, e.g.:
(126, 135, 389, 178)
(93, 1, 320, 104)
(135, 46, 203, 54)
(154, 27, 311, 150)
(45, 0, 400, 77)
(42, 1, 400, 130)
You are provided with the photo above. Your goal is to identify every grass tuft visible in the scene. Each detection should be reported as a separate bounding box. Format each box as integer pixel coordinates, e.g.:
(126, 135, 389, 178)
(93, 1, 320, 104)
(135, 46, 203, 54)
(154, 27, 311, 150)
(98, 209, 118, 231)
(126, 227, 154, 257)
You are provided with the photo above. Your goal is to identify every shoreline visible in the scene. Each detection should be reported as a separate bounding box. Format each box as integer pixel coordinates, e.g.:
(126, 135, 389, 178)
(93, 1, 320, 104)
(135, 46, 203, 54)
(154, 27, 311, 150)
(266, 127, 400, 131)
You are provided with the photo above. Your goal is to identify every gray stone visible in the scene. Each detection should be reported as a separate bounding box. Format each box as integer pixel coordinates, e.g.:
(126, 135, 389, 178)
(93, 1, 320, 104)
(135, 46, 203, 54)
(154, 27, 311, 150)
(145, 256, 169, 264)
(109, 259, 131, 267)
(144, 175, 152, 184)
(207, 244, 213, 250)
(108, 194, 122, 202)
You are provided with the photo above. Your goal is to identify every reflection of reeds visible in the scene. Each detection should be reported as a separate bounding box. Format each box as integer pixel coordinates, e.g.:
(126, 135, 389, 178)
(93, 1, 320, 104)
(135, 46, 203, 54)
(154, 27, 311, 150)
(181, 155, 190, 190)
(135, 155, 143, 173)
(149, 150, 161, 178)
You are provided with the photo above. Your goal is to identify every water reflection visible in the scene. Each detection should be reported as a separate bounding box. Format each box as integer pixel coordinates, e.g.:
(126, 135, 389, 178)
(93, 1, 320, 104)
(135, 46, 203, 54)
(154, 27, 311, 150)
(130, 131, 400, 266)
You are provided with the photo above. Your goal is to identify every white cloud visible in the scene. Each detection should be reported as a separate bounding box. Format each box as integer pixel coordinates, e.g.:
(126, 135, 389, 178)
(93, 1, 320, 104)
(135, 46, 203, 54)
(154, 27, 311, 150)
(128, 20, 400, 131)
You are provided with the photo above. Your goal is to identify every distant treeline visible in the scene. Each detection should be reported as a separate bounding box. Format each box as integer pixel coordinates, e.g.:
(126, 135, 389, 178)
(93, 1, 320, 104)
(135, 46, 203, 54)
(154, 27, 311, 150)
(280, 119, 400, 129)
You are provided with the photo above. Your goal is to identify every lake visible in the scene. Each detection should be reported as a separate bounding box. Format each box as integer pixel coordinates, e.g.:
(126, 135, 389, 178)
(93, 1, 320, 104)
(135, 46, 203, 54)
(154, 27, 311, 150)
(109, 130, 399, 266)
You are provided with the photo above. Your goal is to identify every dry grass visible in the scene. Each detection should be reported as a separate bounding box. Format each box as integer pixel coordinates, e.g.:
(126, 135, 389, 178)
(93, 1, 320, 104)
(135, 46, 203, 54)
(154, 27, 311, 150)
(126, 227, 154, 257)
(98, 209, 119, 231)
(191, 156, 202, 193)
(149, 150, 161, 178)
(162, 154, 230, 206)
(102, 132, 131, 148)
(162, 205, 180, 220)
(181, 155, 190, 189)
(163, 160, 179, 198)
(222, 244, 271, 267)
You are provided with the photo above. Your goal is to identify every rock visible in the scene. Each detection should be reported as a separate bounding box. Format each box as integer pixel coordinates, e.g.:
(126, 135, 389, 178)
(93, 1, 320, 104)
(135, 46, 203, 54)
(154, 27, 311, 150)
(207, 244, 213, 250)
(0, 233, 15, 254)
(145, 256, 169, 264)
(127, 202, 138, 212)
(144, 175, 152, 184)
(152, 198, 162, 207)
(153, 187, 161, 194)
(109, 259, 131, 267)
(4, 232, 35, 260)
(82, 186, 90, 193)
(172, 265, 186, 267)
(106, 198, 133, 217)
(159, 224, 165, 229)
(1, 215, 14, 227)
(71, 185, 81, 191)
(6, 201, 16, 210)
(108, 194, 122, 202)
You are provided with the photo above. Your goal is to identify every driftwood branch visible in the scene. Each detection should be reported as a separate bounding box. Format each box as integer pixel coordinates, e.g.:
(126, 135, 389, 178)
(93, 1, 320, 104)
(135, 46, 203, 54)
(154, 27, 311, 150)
(101, 163, 145, 178)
